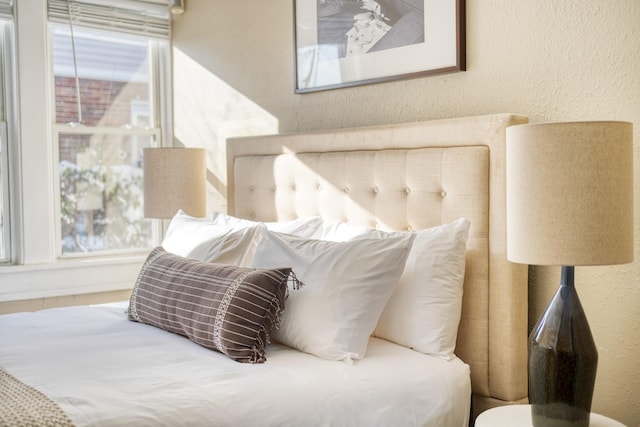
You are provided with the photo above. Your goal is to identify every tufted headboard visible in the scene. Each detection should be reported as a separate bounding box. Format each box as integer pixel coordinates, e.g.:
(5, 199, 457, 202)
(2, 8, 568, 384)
(226, 113, 529, 418)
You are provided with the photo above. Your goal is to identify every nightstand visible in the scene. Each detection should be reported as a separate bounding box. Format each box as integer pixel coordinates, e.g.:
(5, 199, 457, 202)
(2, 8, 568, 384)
(475, 404, 626, 427)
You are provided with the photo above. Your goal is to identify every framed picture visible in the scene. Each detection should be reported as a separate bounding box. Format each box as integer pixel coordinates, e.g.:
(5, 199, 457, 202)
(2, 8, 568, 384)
(294, 0, 465, 93)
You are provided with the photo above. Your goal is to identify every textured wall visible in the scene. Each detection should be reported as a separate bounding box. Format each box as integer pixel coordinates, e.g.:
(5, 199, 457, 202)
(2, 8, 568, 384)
(172, 1, 640, 425)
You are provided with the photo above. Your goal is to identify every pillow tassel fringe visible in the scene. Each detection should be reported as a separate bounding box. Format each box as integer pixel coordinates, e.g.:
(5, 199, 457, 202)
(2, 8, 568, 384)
(288, 270, 304, 290)
(250, 298, 281, 364)
(250, 270, 300, 364)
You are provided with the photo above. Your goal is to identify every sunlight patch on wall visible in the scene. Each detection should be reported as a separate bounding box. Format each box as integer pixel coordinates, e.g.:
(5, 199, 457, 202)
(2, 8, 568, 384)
(172, 48, 278, 213)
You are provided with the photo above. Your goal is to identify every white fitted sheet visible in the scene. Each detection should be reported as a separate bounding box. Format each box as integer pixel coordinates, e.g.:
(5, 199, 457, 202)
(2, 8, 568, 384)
(0, 303, 471, 427)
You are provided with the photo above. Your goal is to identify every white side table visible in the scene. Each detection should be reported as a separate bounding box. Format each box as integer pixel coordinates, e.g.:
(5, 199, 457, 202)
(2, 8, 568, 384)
(475, 404, 626, 427)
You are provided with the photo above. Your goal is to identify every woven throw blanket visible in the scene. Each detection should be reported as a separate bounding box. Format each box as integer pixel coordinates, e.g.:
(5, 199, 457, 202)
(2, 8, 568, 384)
(0, 367, 75, 427)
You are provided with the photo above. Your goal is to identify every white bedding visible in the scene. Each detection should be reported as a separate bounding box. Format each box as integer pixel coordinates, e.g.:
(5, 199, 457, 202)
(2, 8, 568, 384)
(0, 302, 471, 426)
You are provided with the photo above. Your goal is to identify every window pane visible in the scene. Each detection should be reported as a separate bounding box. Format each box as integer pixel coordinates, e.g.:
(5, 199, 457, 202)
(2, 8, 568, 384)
(0, 21, 8, 262)
(51, 22, 163, 256)
(0, 129, 6, 261)
(52, 25, 151, 128)
(59, 132, 154, 254)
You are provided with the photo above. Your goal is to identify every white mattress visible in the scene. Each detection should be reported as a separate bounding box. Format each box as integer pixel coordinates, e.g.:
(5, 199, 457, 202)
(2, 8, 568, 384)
(0, 303, 471, 426)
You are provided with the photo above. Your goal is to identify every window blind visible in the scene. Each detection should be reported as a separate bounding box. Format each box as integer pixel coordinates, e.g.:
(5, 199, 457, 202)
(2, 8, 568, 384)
(0, 0, 13, 20)
(48, 0, 170, 39)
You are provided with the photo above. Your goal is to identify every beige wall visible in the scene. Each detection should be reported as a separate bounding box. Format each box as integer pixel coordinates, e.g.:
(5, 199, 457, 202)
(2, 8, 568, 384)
(172, 1, 640, 425)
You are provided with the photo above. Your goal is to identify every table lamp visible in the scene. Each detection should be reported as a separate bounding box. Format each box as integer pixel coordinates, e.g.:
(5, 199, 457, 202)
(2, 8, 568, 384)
(506, 121, 634, 427)
(143, 147, 206, 219)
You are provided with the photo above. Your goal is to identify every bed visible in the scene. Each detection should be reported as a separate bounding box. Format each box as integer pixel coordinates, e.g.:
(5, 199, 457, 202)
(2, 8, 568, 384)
(0, 113, 529, 426)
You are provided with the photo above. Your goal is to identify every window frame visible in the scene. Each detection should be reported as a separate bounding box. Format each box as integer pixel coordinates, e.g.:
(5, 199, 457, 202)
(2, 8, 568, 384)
(47, 19, 172, 259)
(0, 0, 173, 303)
(0, 15, 15, 265)
(48, 22, 170, 259)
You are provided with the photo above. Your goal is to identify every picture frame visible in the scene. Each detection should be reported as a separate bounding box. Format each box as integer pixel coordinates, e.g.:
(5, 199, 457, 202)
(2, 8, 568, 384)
(293, 0, 465, 93)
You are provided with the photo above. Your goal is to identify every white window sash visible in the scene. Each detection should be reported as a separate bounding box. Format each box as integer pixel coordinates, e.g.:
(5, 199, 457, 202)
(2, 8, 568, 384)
(51, 124, 161, 136)
(51, 125, 161, 259)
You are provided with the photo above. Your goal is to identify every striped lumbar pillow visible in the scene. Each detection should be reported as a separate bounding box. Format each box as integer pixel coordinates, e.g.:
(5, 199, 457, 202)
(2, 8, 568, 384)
(128, 247, 292, 363)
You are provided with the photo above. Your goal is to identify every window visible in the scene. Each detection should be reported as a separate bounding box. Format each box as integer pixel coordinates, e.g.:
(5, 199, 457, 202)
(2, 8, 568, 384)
(0, 1, 13, 264)
(49, 1, 171, 256)
(0, 1, 172, 300)
(0, 122, 8, 262)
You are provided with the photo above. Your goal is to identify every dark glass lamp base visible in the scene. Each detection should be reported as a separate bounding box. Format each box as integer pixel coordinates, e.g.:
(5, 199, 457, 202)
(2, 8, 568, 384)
(528, 266, 598, 427)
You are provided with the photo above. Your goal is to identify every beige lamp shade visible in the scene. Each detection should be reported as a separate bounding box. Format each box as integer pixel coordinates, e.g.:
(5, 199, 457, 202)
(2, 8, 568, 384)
(143, 147, 206, 219)
(506, 121, 634, 266)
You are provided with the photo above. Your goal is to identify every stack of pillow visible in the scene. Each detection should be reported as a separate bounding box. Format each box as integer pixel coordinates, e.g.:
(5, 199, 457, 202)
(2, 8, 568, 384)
(128, 210, 470, 365)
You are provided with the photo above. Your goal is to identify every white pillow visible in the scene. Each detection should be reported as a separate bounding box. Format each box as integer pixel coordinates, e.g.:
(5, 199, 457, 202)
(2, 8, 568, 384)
(317, 221, 374, 241)
(318, 218, 470, 359)
(161, 210, 260, 266)
(210, 212, 324, 238)
(252, 228, 415, 363)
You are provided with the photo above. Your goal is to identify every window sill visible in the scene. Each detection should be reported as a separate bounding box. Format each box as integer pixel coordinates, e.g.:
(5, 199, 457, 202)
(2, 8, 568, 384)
(0, 255, 147, 302)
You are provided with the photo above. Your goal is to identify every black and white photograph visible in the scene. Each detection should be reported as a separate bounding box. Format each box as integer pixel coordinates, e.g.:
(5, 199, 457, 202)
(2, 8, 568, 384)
(295, 0, 465, 92)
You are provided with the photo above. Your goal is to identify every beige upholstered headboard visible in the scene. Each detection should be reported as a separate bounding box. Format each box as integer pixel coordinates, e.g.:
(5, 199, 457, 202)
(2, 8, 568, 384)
(226, 113, 529, 419)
